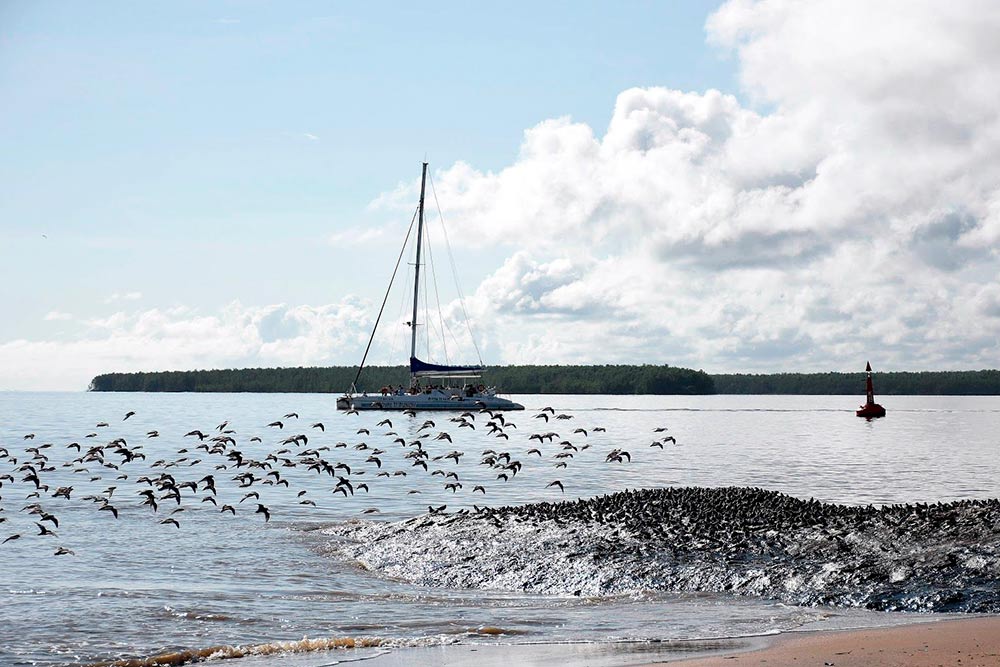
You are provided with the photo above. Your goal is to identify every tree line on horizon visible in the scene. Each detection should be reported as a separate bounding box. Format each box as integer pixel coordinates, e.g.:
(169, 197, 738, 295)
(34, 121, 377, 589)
(713, 370, 1000, 395)
(87, 366, 1000, 395)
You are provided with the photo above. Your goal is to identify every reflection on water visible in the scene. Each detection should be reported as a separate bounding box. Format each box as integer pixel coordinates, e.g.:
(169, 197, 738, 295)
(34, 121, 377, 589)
(0, 392, 997, 666)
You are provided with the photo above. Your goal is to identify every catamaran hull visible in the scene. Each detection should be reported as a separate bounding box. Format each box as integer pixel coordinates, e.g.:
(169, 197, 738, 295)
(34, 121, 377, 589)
(337, 394, 524, 411)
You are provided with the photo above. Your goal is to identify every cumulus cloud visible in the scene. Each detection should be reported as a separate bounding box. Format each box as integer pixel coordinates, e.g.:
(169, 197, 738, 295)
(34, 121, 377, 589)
(395, 0, 1000, 372)
(0, 300, 376, 391)
(43, 311, 72, 321)
(6, 0, 1000, 389)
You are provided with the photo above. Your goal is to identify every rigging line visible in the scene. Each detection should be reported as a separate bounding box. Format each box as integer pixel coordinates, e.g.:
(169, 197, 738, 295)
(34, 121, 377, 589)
(352, 206, 419, 392)
(421, 226, 432, 361)
(428, 174, 484, 366)
(422, 211, 451, 366)
(387, 254, 412, 367)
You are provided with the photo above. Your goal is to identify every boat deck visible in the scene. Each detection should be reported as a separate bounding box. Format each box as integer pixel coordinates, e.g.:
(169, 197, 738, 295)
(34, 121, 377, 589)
(338, 389, 523, 411)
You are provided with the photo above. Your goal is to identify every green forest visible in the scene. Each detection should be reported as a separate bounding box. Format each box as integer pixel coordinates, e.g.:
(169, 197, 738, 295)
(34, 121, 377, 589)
(88, 366, 1000, 395)
(89, 364, 714, 394)
(712, 370, 1000, 395)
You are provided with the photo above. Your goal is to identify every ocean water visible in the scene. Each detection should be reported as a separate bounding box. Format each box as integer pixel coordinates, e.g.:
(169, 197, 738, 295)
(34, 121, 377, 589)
(0, 392, 997, 666)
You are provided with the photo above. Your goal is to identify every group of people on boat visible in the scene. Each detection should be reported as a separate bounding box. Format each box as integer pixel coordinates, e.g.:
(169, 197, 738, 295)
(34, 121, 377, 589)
(377, 382, 487, 397)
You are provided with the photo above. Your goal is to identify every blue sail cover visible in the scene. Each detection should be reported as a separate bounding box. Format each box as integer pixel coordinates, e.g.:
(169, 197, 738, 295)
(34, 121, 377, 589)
(410, 356, 484, 376)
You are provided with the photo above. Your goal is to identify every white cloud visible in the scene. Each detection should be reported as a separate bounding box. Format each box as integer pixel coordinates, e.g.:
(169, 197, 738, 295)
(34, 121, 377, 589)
(5, 1, 1000, 390)
(329, 224, 396, 246)
(43, 311, 72, 321)
(303, 133, 319, 141)
(397, 0, 1000, 373)
(0, 300, 376, 391)
(103, 291, 143, 304)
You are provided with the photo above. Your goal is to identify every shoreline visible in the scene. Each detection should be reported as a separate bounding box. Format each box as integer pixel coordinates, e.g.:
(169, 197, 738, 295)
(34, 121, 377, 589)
(216, 616, 999, 667)
(328, 616, 1000, 667)
(652, 615, 1000, 666)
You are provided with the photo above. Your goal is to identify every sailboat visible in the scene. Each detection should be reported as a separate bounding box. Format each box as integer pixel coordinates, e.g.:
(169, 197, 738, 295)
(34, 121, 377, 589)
(336, 162, 524, 412)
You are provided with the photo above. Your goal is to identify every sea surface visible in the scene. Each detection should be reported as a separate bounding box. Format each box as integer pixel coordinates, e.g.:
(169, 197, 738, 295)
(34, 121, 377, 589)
(0, 392, 997, 666)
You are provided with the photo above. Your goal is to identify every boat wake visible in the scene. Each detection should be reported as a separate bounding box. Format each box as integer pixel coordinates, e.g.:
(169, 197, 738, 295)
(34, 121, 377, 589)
(328, 487, 1000, 613)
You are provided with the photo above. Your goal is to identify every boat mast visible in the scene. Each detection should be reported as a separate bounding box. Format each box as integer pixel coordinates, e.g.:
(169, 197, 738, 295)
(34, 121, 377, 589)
(409, 162, 428, 387)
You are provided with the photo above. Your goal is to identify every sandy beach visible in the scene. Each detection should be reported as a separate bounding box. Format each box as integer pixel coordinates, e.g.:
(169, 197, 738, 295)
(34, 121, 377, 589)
(657, 616, 1000, 667)
(208, 617, 1000, 667)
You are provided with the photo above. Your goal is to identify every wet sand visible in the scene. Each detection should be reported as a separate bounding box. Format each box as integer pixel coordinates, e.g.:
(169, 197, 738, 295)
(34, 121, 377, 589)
(325, 617, 1000, 667)
(654, 616, 1000, 667)
(94, 617, 1000, 666)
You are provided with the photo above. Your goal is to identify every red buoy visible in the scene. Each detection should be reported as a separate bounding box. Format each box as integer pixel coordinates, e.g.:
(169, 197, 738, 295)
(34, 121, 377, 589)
(856, 361, 886, 418)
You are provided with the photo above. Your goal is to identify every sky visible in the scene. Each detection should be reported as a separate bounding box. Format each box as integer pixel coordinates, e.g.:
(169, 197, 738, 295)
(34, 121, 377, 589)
(1, 0, 999, 390)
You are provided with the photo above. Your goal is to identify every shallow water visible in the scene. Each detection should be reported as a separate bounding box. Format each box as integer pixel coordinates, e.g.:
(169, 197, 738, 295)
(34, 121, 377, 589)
(0, 392, 997, 666)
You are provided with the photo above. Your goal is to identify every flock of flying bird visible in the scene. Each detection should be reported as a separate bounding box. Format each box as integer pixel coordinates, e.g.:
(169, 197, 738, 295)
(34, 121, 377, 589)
(0, 404, 681, 555)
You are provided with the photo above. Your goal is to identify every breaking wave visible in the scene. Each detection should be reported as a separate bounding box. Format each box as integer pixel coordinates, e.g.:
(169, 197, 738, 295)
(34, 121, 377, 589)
(85, 636, 386, 667)
(327, 486, 1000, 613)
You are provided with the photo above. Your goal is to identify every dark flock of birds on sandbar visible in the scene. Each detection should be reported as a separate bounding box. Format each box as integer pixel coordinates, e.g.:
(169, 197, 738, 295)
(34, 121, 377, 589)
(333, 486, 1000, 613)
(0, 404, 681, 557)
